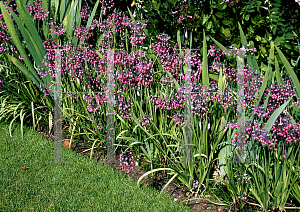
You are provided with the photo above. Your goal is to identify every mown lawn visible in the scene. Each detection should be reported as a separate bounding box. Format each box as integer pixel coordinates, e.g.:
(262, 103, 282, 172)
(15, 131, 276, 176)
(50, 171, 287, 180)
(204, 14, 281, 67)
(0, 121, 193, 212)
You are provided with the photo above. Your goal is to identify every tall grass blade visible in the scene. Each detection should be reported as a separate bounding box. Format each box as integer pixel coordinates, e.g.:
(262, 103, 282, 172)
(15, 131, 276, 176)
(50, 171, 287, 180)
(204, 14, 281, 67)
(0, 2, 37, 79)
(86, 0, 100, 29)
(210, 37, 226, 51)
(50, 0, 56, 18)
(238, 22, 259, 72)
(54, 0, 59, 20)
(264, 96, 293, 132)
(275, 56, 284, 85)
(20, 109, 24, 139)
(202, 30, 209, 87)
(137, 168, 174, 185)
(31, 102, 35, 130)
(75, 0, 82, 29)
(268, 41, 275, 64)
(275, 46, 300, 98)
(159, 173, 178, 195)
(61, 0, 72, 26)
(7, 55, 43, 90)
(218, 65, 223, 90)
(249, 65, 270, 122)
(9, 109, 21, 137)
(63, 1, 77, 40)
(42, 0, 49, 38)
(59, 0, 67, 22)
(189, 31, 192, 49)
(127, 6, 136, 23)
(292, 182, 300, 204)
(49, 110, 52, 135)
(16, 0, 46, 56)
(15, 0, 53, 90)
(165, 70, 180, 92)
(9, 8, 44, 68)
(209, 74, 218, 81)
(177, 29, 183, 58)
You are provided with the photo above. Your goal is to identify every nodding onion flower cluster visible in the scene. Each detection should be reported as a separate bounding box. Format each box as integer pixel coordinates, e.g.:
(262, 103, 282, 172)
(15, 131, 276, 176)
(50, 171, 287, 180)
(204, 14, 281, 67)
(262, 78, 296, 120)
(47, 19, 65, 36)
(129, 21, 147, 47)
(108, 11, 128, 34)
(208, 44, 223, 59)
(160, 76, 175, 88)
(119, 149, 138, 173)
(100, 0, 114, 15)
(135, 60, 154, 87)
(115, 88, 134, 118)
(137, 114, 153, 127)
(172, 113, 192, 127)
(149, 94, 185, 111)
(25, 0, 49, 21)
(235, 170, 251, 200)
(0, 43, 10, 53)
(84, 93, 105, 115)
(228, 76, 300, 159)
(74, 26, 91, 41)
(79, 4, 90, 23)
(0, 17, 11, 43)
(4, 0, 18, 12)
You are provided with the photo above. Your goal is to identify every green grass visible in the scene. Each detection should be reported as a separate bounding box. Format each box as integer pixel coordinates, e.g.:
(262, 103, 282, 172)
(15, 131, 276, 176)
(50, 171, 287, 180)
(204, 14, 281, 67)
(0, 121, 194, 212)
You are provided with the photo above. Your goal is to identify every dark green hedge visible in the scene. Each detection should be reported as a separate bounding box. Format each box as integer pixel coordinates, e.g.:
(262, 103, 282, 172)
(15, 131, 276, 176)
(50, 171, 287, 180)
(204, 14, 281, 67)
(86, 0, 300, 74)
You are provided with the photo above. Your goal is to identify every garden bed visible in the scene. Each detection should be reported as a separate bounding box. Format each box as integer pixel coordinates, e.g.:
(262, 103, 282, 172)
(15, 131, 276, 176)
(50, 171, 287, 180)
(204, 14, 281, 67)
(35, 122, 255, 212)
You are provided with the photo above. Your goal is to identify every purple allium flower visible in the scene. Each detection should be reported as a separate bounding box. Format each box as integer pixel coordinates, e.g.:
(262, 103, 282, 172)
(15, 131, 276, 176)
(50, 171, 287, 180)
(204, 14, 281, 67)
(119, 150, 137, 173)
(74, 26, 91, 41)
(25, 0, 49, 20)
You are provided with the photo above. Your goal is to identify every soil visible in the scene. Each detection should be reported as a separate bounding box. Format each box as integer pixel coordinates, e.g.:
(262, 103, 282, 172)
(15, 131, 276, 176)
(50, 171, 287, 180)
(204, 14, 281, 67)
(31, 122, 265, 212)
